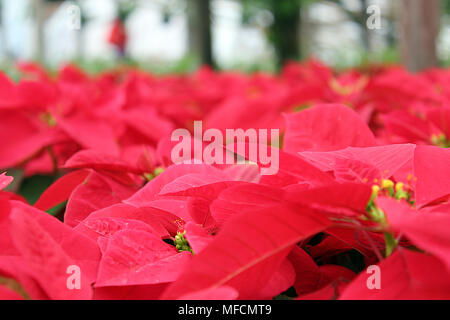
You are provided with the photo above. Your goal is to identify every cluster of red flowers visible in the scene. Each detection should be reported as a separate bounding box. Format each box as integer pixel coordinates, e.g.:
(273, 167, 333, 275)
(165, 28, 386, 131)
(0, 60, 449, 300)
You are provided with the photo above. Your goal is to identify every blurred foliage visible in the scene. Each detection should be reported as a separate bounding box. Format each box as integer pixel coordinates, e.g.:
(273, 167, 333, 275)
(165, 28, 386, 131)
(71, 54, 199, 75)
(239, 0, 383, 68)
(333, 46, 400, 70)
(241, 0, 316, 67)
(17, 175, 55, 205)
(0, 64, 22, 82)
(117, 0, 137, 21)
(444, 0, 450, 14)
(1, 44, 403, 79)
(226, 58, 277, 74)
(2, 167, 65, 218)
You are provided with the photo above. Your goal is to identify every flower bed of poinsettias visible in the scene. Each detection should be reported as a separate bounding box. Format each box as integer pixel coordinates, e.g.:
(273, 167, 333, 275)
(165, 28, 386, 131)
(0, 60, 449, 300)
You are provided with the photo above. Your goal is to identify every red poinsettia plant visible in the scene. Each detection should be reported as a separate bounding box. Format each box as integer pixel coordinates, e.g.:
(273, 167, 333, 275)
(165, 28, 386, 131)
(0, 60, 449, 300)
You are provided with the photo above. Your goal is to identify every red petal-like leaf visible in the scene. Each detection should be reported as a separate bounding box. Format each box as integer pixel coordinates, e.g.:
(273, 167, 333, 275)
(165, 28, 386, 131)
(284, 104, 376, 153)
(300, 144, 415, 180)
(414, 145, 450, 208)
(57, 113, 120, 156)
(65, 171, 137, 227)
(8, 203, 100, 299)
(34, 169, 89, 211)
(340, 250, 450, 299)
(63, 150, 143, 174)
(162, 203, 331, 299)
(379, 197, 450, 270)
(95, 230, 191, 287)
(125, 164, 223, 207)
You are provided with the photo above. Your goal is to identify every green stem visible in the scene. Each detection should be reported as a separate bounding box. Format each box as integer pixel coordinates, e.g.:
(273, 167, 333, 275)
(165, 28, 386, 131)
(384, 232, 397, 257)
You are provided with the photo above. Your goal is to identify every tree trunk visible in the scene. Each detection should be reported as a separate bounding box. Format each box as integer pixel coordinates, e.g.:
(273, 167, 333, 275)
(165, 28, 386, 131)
(30, 0, 61, 63)
(187, 0, 215, 68)
(31, 0, 46, 63)
(398, 0, 440, 72)
(268, 0, 301, 69)
(360, 0, 370, 51)
(75, 27, 84, 60)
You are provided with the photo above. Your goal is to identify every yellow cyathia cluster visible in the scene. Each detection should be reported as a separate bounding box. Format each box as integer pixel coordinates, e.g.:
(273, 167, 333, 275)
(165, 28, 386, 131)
(431, 134, 449, 148)
(365, 178, 414, 258)
(370, 179, 413, 203)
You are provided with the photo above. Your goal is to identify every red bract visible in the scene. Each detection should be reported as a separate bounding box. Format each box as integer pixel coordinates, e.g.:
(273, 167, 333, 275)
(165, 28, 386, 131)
(64, 170, 138, 227)
(339, 250, 450, 299)
(94, 230, 191, 287)
(1, 202, 100, 299)
(284, 104, 376, 153)
(34, 169, 90, 211)
(162, 203, 331, 299)
(299, 144, 415, 178)
(63, 150, 143, 175)
(0, 61, 450, 300)
(0, 111, 59, 169)
(379, 197, 450, 270)
(414, 145, 450, 208)
(56, 113, 120, 156)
